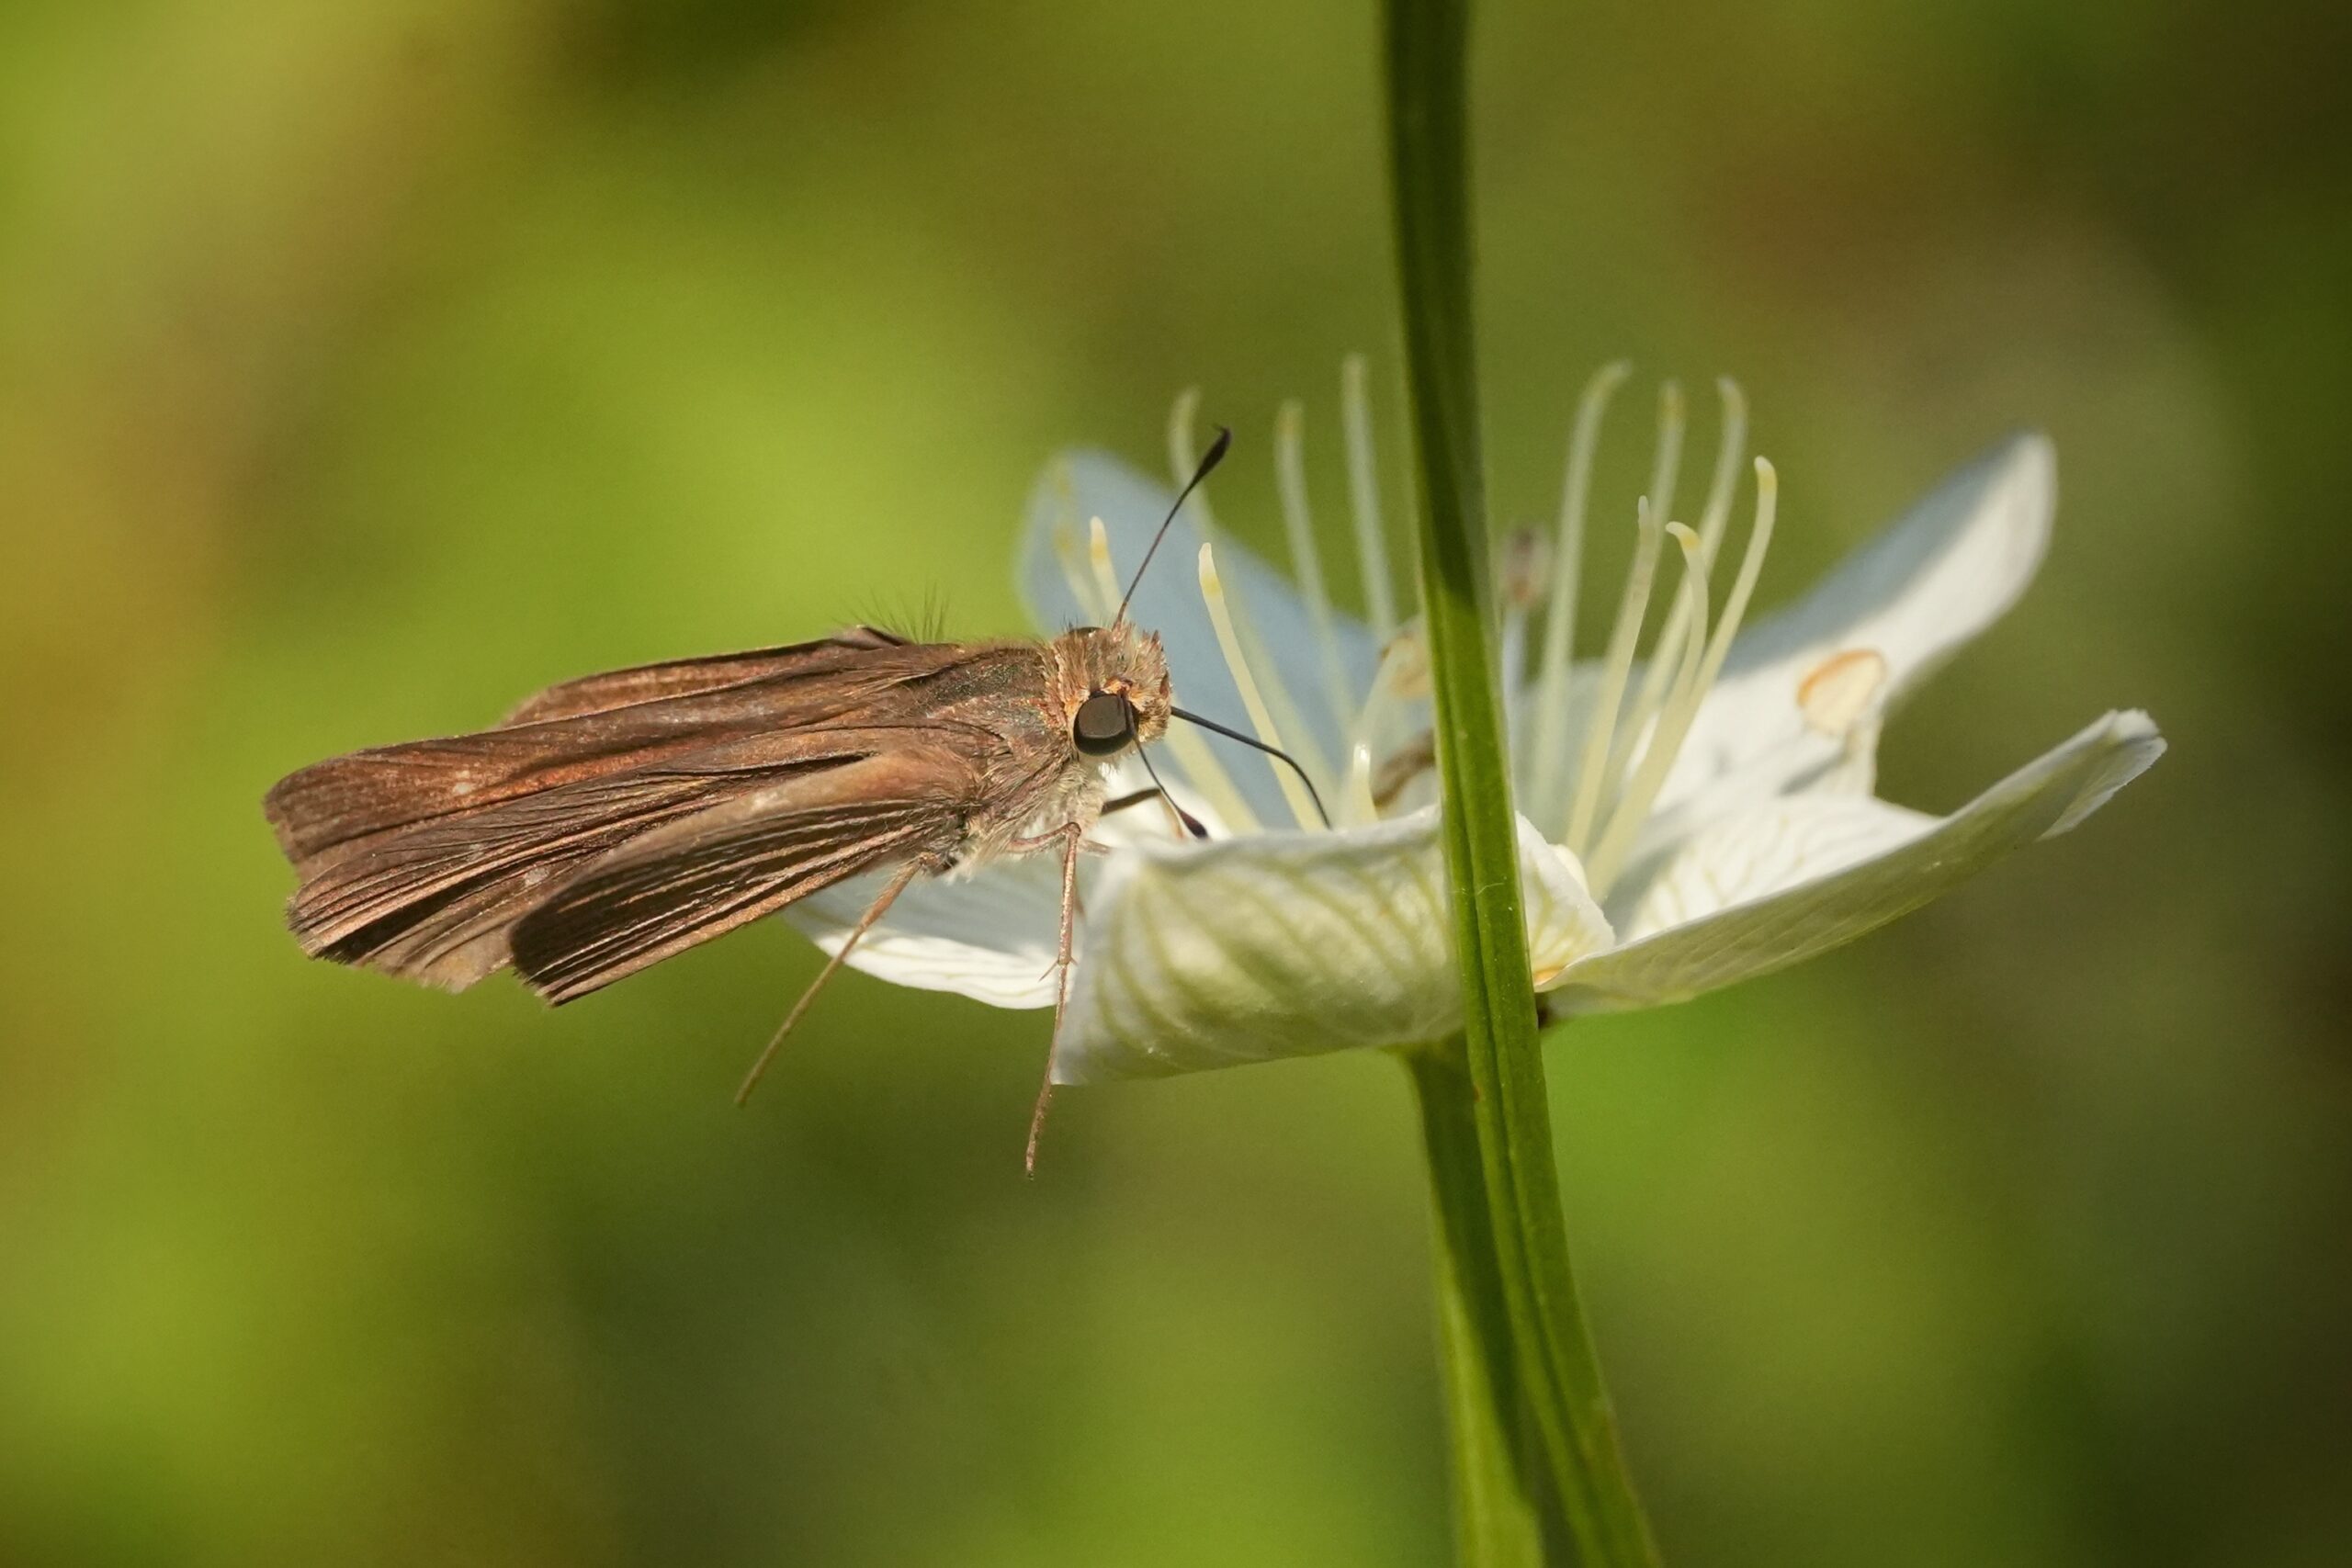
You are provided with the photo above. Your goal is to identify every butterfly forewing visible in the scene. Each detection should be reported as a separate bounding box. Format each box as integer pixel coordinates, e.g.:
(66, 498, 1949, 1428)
(508, 745, 981, 1002)
(282, 734, 896, 989)
(264, 635, 1035, 997)
(497, 626, 911, 728)
(267, 633, 976, 868)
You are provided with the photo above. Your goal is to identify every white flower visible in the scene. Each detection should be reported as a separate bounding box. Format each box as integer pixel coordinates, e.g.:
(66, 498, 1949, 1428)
(792, 362, 2164, 1084)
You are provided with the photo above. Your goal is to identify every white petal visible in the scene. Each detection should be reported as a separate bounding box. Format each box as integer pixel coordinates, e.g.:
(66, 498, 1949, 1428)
(1611, 793, 1937, 941)
(782, 763, 1251, 1010)
(1554, 709, 2163, 1011)
(1050, 809, 1615, 1083)
(786, 856, 1068, 1009)
(1018, 450, 1383, 818)
(1650, 434, 2056, 823)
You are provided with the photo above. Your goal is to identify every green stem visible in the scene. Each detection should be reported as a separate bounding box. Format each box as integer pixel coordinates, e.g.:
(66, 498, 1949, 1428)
(1382, 1, 1660, 1562)
(1407, 1044, 1546, 1568)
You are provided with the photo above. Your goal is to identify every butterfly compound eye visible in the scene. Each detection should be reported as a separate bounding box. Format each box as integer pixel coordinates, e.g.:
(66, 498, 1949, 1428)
(1072, 692, 1136, 756)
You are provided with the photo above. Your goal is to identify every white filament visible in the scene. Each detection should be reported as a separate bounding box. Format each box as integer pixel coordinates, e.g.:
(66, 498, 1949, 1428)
(1342, 355, 1399, 638)
(1563, 496, 1667, 856)
(1588, 522, 1713, 894)
(1199, 541, 1325, 831)
(1585, 458, 1780, 897)
(1348, 630, 1429, 798)
(1341, 742, 1378, 829)
(1083, 516, 1261, 835)
(1275, 400, 1361, 738)
(1072, 363, 1781, 890)
(1170, 392, 1331, 790)
(1048, 461, 1100, 625)
(1608, 378, 1745, 788)
(1528, 361, 1633, 820)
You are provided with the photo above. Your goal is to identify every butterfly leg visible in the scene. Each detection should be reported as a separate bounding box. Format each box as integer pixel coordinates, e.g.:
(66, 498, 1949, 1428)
(1100, 787, 1166, 816)
(1011, 819, 1086, 1174)
(734, 854, 929, 1106)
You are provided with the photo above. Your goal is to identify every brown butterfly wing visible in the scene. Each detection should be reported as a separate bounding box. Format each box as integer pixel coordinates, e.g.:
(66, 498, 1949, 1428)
(507, 745, 983, 1003)
(285, 741, 805, 987)
(264, 635, 1037, 996)
(266, 632, 967, 869)
(277, 729, 969, 992)
(497, 626, 910, 728)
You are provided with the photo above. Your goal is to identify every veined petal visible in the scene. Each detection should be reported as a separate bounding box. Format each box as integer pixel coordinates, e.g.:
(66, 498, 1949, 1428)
(787, 855, 1068, 1010)
(1553, 709, 2163, 1011)
(780, 750, 1249, 1011)
(1650, 434, 2056, 822)
(1018, 450, 1383, 817)
(1610, 793, 1937, 941)
(1050, 808, 1614, 1083)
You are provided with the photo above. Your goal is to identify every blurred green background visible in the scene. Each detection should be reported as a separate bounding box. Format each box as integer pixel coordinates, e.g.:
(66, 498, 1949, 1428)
(4, 2, 2346, 1564)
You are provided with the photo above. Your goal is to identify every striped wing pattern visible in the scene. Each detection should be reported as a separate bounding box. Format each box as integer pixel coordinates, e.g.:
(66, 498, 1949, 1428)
(509, 764, 964, 1002)
(264, 635, 1000, 1000)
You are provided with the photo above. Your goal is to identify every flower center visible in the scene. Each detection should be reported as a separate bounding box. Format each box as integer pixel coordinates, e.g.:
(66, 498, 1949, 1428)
(1532, 372, 1781, 898)
(1052, 358, 1405, 837)
(1052, 362, 1783, 886)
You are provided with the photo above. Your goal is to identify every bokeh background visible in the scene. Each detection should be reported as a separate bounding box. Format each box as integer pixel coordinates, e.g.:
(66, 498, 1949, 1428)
(4, 2, 2346, 1564)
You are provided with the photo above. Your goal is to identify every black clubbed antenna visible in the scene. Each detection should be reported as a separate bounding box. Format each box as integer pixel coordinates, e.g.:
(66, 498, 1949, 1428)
(1114, 425, 1231, 626)
(1135, 747, 1209, 840)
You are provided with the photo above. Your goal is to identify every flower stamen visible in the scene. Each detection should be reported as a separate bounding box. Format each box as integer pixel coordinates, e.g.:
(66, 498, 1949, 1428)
(1171, 393, 1331, 790)
(1166, 389, 1216, 533)
(1341, 742, 1379, 827)
(1529, 361, 1633, 822)
(1645, 378, 1689, 552)
(1342, 355, 1400, 639)
(1085, 513, 1119, 612)
(1605, 378, 1746, 789)
(1200, 540, 1327, 831)
(1588, 522, 1713, 894)
(1348, 629, 1430, 812)
(1084, 515, 1262, 834)
(1372, 730, 1439, 812)
(1563, 495, 1668, 856)
(1275, 399, 1361, 735)
(1049, 460, 1102, 622)
(1585, 457, 1781, 897)
(1498, 525, 1550, 705)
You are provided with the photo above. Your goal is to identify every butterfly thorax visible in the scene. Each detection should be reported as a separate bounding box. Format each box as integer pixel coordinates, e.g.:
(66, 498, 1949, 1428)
(952, 623, 1170, 867)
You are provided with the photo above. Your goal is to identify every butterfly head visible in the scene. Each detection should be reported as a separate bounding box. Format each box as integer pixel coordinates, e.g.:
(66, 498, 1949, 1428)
(1050, 622, 1170, 761)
